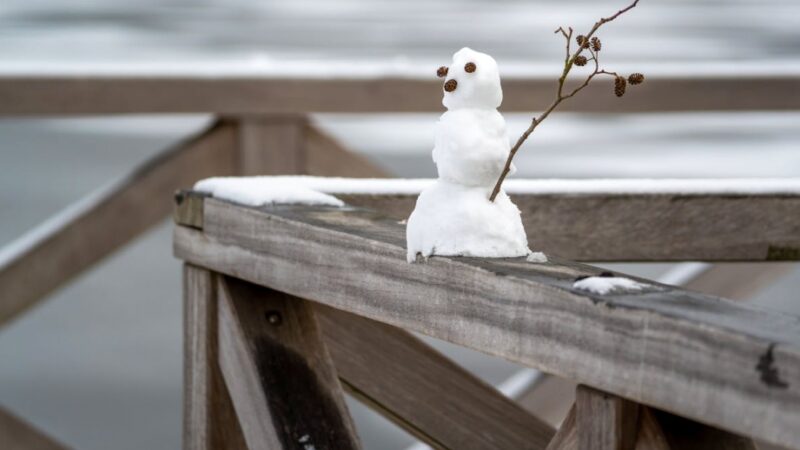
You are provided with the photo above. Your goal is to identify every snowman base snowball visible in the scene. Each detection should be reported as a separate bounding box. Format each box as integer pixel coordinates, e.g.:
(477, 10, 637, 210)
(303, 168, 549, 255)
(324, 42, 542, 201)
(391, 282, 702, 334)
(406, 180, 530, 262)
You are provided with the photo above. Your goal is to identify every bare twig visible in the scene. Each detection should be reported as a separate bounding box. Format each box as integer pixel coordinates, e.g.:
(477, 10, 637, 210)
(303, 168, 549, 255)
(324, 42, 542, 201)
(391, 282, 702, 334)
(489, 0, 640, 202)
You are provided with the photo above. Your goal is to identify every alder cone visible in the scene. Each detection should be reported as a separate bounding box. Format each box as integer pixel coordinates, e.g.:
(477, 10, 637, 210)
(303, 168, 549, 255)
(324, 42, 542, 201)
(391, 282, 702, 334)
(628, 73, 645, 85)
(614, 76, 627, 97)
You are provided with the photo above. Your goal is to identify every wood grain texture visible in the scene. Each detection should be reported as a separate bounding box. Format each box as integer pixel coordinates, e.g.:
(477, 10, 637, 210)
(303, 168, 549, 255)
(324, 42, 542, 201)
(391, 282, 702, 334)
(237, 116, 306, 175)
(183, 265, 247, 450)
(546, 405, 576, 450)
(172, 199, 800, 448)
(337, 193, 800, 261)
(0, 405, 68, 450)
(0, 122, 236, 328)
(576, 385, 639, 450)
(2, 75, 800, 115)
(682, 263, 796, 300)
(174, 191, 209, 230)
(315, 304, 554, 450)
(216, 275, 360, 450)
(304, 124, 390, 178)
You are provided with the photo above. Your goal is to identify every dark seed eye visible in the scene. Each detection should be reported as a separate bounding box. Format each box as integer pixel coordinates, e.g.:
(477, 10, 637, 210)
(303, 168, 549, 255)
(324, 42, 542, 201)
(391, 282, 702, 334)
(464, 62, 476, 73)
(444, 79, 457, 92)
(437, 66, 449, 78)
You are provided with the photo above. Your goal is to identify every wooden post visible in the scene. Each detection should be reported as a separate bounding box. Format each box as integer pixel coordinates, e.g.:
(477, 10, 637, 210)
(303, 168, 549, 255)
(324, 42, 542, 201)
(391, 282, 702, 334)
(576, 385, 640, 450)
(216, 275, 360, 450)
(183, 265, 247, 450)
(236, 115, 307, 175)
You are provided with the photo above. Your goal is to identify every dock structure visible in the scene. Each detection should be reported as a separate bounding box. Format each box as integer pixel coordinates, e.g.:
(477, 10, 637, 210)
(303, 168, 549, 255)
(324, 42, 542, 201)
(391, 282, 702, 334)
(0, 68, 799, 448)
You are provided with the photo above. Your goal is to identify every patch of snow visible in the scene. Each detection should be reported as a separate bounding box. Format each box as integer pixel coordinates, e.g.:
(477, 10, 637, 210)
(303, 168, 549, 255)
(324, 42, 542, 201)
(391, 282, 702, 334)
(193, 176, 800, 197)
(573, 276, 647, 295)
(526, 252, 548, 263)
(195, 177, 344, 207)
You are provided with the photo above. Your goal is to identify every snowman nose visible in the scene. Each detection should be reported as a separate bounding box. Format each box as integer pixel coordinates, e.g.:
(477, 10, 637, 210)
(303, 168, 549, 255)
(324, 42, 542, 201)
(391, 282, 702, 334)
(437, 66, 449, 78)
(444, 79, 457, 92)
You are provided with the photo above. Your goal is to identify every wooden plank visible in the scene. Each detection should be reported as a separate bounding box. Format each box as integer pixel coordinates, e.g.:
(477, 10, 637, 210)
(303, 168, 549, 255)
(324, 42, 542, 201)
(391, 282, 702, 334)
(183, 265, 247, 450)
(338, 193, 800, 262)
(576, 385, 639, 450)
(175, 191, 209, 230)
(173, 199, 800, 448)
(315, 304, 554, 450)
(682, 263, 796, 300)
(514, 262, 792, 429)
(304, 124, 390, 178)
(2, 75, 800, 115)
(546, 405, 576, 450)
(237, 116, 306, 175)
(0, 122, 237, 328)
(0, 405, 68, 450)
(216, 275, 360, 450)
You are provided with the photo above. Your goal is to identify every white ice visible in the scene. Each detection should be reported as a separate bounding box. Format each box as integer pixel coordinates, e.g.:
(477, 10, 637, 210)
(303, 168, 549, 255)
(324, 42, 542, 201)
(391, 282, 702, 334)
(573, 276, 647, 295)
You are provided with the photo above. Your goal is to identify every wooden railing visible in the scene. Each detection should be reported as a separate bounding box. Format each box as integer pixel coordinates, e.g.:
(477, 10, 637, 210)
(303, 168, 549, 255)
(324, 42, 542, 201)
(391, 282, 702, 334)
(173, 193, 800, 449)
(1, 68, 799, 448)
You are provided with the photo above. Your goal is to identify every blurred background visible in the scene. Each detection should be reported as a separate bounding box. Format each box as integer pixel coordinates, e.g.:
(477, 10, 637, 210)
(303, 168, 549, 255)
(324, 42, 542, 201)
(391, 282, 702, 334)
(1, 0, 798, 448)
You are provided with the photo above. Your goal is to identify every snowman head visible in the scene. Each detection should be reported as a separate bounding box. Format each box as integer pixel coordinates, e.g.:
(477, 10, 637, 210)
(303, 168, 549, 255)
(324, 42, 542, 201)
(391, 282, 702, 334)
(438, 47, 503, 110)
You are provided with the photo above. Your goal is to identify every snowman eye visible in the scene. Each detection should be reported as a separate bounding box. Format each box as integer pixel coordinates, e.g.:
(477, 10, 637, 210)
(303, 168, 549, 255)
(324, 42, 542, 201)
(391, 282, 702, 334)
(464, 62, 476, 73)
(437, 66, 449, 78)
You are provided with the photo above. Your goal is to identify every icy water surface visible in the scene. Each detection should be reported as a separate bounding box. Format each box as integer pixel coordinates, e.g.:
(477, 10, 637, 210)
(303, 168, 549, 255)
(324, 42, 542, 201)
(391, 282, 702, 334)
(0, 1, 799, 449)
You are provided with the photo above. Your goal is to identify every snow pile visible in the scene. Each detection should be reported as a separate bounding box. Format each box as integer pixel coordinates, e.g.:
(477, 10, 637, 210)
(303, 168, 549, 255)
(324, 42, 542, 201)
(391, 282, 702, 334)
(406, 48, 531, 262)
(573, 274, 647, 295)
(526, 252, 548, 263)
(195, 177, 344, 207)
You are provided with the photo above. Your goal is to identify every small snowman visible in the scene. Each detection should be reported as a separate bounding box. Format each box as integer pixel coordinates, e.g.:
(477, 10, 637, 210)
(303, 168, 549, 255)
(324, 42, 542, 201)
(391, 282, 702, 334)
(406, 47, 534, 263)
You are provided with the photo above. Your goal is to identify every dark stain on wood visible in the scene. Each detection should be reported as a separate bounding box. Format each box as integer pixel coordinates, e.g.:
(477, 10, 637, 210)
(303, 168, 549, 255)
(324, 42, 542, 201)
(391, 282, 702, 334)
(756, 343, 789, 389)
(766, 245, 800, 261)
(254, 337, 359, 450)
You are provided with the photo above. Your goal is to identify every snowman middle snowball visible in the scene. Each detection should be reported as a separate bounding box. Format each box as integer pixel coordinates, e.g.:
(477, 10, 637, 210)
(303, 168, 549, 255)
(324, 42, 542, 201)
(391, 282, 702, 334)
(405, 47, 531, 262)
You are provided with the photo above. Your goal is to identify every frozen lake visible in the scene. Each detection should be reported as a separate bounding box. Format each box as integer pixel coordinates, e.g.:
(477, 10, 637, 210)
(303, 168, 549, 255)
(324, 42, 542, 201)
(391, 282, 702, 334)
(1, 0, 799, 449)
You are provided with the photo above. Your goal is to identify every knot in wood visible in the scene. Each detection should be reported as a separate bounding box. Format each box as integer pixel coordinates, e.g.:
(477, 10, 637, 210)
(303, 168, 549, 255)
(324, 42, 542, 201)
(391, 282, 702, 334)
(265, 310, 282, 326)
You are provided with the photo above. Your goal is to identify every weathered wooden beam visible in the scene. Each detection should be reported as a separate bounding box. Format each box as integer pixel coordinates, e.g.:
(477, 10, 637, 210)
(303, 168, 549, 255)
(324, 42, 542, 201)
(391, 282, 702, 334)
(2, 75, 799, 115)
(315, 304, 554, 450)
(575, 386, 639, 450)
(338, 193, 800, 262)
(0, 122, 237, 327)
(304, 124, 390, 178)
(216, 275, 360, 450)
(545, 405, 576, 450)
(237, 116, 307, 175)
(0, 405, 68, 450)
(173, 198, 800, 448)
(682, 263, 796, 300)
(183, 265, 247, 450)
